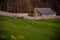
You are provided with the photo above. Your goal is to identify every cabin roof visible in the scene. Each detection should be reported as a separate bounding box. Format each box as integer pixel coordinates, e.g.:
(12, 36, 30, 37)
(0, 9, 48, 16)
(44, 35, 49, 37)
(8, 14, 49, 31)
(36, 8, 56, 14)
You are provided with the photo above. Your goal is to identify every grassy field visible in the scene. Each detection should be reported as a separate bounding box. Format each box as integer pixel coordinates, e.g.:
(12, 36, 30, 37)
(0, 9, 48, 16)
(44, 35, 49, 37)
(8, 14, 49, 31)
(0, 16, 60, 40)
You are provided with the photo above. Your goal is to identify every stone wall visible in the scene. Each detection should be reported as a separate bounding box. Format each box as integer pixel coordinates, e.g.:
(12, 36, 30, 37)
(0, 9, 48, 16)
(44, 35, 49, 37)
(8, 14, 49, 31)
(42, 14, 56, 19)
(0, 11, 60, 20)
(24, 16, 57, 20)
(0, 11, 28, 17)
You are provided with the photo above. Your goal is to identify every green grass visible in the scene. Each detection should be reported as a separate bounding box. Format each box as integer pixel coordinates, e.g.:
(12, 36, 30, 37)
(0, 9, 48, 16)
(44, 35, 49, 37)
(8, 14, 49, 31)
(0, 16, 60, 40)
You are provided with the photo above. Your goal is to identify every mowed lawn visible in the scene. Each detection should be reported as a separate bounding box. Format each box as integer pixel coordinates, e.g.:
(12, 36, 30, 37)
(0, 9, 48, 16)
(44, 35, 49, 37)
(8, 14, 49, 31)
(0, 16, 60, 40)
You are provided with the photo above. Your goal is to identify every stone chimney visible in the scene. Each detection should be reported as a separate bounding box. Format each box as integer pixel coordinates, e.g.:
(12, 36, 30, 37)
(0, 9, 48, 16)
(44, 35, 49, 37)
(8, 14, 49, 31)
(34, 8, 38, 17)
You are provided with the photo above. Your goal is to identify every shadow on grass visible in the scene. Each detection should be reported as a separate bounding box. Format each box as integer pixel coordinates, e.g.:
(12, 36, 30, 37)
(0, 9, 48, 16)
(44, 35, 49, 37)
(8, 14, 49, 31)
(0, 30, 7, 40)
(50, 19, 60, 40)
(50, 27, 60, 40)
(0, 30, 12, 40)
